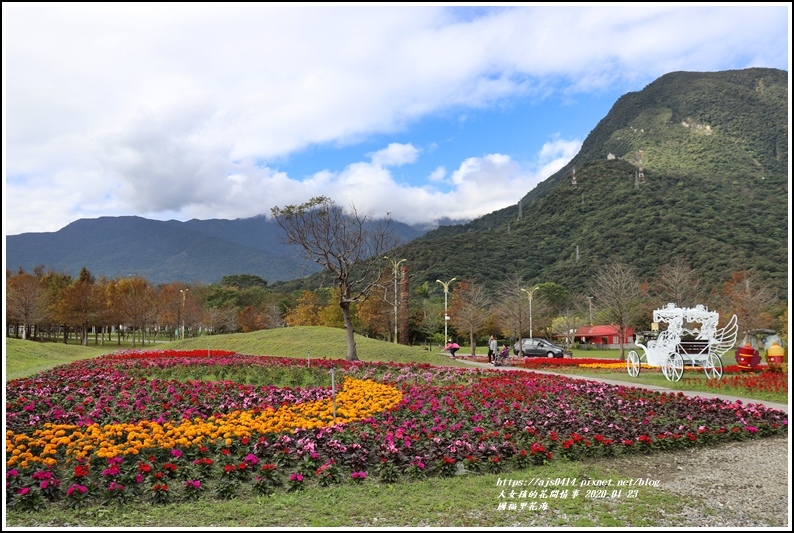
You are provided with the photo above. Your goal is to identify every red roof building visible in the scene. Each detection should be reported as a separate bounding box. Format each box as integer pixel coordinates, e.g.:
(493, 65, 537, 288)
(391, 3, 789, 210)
(574, 325, 635, 347)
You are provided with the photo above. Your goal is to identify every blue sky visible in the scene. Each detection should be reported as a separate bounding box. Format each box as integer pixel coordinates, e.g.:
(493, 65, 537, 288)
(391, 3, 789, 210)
(2, 3, 791, 235)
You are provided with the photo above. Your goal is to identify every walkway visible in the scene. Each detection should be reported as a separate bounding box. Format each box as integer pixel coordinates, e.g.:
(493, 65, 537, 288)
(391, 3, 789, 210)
(453, 356, 789, 414)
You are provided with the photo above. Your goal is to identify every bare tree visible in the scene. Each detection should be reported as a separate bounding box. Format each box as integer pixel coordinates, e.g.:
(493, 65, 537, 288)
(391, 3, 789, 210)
(591, 258, 645, 360)
(449, 280, 490, 356)
(271, 196, 396, 361)
(648, 257, 707, 309)
(492, 274, 527, 350)
(553, 295, 589, 347)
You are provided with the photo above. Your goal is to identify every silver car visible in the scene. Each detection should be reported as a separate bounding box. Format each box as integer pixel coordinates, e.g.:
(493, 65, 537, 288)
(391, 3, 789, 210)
(513, 338, 565, 358)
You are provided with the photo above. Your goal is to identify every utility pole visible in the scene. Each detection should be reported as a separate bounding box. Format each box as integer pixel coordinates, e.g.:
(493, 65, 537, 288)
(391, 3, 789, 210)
(521, 286, 540, 338)
(436, 278, 456, 342)
(384, 256, 406, 343)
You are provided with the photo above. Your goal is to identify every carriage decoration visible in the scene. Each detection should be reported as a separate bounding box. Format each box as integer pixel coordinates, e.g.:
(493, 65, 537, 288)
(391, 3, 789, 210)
(627, 303, 738, 382)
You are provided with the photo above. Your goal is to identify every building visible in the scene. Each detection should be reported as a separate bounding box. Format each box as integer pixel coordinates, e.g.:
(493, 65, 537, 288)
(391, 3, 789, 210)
(574, 325, 635, 349)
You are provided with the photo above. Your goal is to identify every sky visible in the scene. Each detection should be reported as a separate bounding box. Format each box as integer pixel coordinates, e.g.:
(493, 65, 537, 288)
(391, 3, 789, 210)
(2, 3, 791, 236)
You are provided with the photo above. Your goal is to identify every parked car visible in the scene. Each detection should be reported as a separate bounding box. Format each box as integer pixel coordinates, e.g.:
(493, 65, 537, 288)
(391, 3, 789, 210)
(513, 338, 565, 358)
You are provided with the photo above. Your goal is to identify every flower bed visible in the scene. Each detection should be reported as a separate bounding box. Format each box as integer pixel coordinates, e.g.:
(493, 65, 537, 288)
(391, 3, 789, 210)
(5, 350, 788, 510)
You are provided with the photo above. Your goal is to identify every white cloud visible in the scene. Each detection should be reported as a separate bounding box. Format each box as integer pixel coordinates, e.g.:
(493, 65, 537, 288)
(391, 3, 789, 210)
(3, 3, 788, 234)
(367, 143, 420, 168)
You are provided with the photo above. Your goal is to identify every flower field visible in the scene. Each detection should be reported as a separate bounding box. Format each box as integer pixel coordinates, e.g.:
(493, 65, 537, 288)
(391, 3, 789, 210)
(5, 349, 788, 511)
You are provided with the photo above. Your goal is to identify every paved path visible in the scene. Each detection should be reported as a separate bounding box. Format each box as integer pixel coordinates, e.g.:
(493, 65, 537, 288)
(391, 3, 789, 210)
(452, 356, 789, 414)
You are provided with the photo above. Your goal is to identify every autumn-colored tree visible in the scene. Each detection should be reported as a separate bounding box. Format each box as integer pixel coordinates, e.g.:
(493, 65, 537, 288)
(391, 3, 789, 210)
(109, 276, 157, 347)
(318, 288, 349, 329)
(238, 305, 267, 333)
(285, 290, 322, 326)
(50, 267, 104, 345)
(158, 283, 190, 340)
(35, 268, 73, 341)
(6, 269, 48, 339)
(356, 280, 392, 339)
(449, 280, 490, 356)
(713, 270, 777, 341)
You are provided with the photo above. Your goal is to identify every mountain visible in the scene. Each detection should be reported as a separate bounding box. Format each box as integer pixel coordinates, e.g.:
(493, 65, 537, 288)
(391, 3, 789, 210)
(5, 215, 428, 285)
(274, 68, 789, 299)
(6, 68, 788, 299)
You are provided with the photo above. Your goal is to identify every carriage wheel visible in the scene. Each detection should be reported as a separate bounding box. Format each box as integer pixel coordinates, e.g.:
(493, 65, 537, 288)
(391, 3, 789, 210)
(704, 353, 723, 380)
(626, 350, 641, 377)
(664, 353, 684, 382)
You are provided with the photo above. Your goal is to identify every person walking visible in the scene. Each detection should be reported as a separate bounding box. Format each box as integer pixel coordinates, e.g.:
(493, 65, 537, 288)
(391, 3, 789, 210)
(488, 335, 498, 363)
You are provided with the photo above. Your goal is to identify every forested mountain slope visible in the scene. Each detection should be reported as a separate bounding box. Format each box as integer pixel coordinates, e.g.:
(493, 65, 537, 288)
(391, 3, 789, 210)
(277, 68, 788, 299)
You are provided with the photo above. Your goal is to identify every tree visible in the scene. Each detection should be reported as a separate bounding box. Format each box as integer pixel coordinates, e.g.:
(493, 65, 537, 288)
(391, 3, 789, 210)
(50, 267, 103, 345)
(285, 290, 323, 326)
(647, 257, 707, 309)
(448, 280, 490, 356)
(271, 196, 397, 361)
(591, 258, 644, 360)
(110, 276, 157, 347)
(356, 270, 392, 339)
(492, 274, 527, 351)
(713, 270, 778, 341)
(6, 270, 48, 340)
(221, 274, 268, 289)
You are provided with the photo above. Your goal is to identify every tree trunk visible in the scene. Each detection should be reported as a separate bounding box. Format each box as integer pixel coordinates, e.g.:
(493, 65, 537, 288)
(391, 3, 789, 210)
(340, 301, 359, 361)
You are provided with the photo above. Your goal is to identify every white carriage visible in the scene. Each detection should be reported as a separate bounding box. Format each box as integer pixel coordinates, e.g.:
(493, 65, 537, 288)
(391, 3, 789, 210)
(626, 303, 738, 382)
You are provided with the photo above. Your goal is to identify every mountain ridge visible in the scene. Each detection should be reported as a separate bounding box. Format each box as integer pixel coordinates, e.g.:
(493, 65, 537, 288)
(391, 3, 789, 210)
(6, 68, 788, 300)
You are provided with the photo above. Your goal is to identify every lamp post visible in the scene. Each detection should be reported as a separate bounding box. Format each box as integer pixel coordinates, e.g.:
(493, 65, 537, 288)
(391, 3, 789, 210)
(436, 278, 456, 342)
(587, 296, 594, 326)
(384, 256, 406, 343)
(179, 288, 189, 340)
(521, 286, 539, 339)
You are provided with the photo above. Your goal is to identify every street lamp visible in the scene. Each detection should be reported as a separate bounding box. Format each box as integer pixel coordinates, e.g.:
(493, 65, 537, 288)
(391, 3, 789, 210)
(521, 286, 540, 339)
(384, 256, 406, 343)
(587, 296, 594, 326)
(436, 278, 456, 342)
(179, 289, 189, 340)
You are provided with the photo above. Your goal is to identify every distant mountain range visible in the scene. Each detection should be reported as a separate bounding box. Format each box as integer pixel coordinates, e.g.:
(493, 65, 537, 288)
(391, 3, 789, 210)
(5, 215, 428, 285)
(6, 67, 788, 301)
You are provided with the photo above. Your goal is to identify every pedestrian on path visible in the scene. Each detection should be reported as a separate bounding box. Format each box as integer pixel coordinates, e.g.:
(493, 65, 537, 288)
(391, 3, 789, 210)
(488, 335, 498, 363)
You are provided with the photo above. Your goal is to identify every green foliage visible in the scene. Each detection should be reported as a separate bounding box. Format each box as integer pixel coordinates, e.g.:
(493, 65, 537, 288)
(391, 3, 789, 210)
(275, 68, 788, 305)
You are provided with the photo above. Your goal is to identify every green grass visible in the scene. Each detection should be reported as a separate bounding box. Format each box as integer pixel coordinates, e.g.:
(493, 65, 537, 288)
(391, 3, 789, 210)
(4, 328, 788, 526)
(4, 455, 700, 528)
